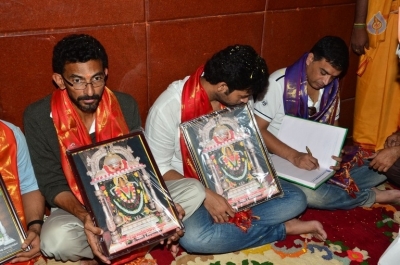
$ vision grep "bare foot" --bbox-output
[80,259,98,265]
[373,188,400,205]
[284,218,327,241]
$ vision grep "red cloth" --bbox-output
[180,65,214,180]
[0,121,37,265]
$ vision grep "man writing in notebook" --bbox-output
[145,44,326,254]
[254,36,400,210]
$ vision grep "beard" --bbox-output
[68,92,102,113]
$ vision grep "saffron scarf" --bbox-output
[283,53,340,125]
[51,87,129,204]
[0,121,25,226]
[0,121,37,265]
[180,65,214,180]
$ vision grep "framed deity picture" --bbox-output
[66,130,183,261]
[180,104,283,212]
[0,175,28,263]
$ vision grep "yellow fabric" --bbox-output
[354,0,400,150]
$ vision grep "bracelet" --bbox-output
[354,23,366,28]
[27,219,44,229]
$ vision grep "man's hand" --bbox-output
[330,155,342,171]
[288,151,319,170]
[351,27,369,55]
[11,227,41,263]
[159,203,185,251]
[82,214,110,264]
[369,148,400,172]
[203,189,235,223]
[385,132,400,148]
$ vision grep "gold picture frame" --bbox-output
[67,129,183,261]
[180,104,283,211]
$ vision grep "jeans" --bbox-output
[179,181,307,254]
[295,160,387,210]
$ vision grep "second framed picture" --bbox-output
[180,104,283,212]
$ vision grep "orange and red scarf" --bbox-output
[180,65,215,179]
[0,120,25,225]
[0,120,37,265]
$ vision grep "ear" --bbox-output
[306,53,314,66]
[52,73,66,90]
[104,68,109,76]
[216,82,228,93]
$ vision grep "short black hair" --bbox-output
[52,34,108,74]
[203,44,269,97]
[310,36,349,73]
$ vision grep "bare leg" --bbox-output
[284,218,327,241]
[373,188,400,205]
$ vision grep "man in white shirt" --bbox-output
[254,36,400,210]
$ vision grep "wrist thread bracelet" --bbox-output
[354,23,366,28]
[27,219,44,229]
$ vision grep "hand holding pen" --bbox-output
[306,146,320,169]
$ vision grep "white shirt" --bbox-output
[145,77,189,176]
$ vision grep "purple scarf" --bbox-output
[283,53,340,125]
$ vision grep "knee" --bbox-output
[40,221,63,251]
[281,181,307,204]
[40,220,88,261]
[179,229,201,253]
[186,179,206,198]
[180,178,206,220]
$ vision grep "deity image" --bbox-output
[0,221,16,246]
[217,144,249,187]
[202,123,262,198]
[73,141,179,255]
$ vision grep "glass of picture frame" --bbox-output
[0,175,29,263]
[180,104,283,212]
[66,129,183,261]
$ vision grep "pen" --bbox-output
[306,146,312,156]
[306,146,319,169]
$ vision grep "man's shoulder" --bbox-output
[113,90,135,100]
[269,68,286,83]
[0,120,20,136]
[152,76,188,107]
[24,94,52,118]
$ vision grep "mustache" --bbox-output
[77,94,101,101]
